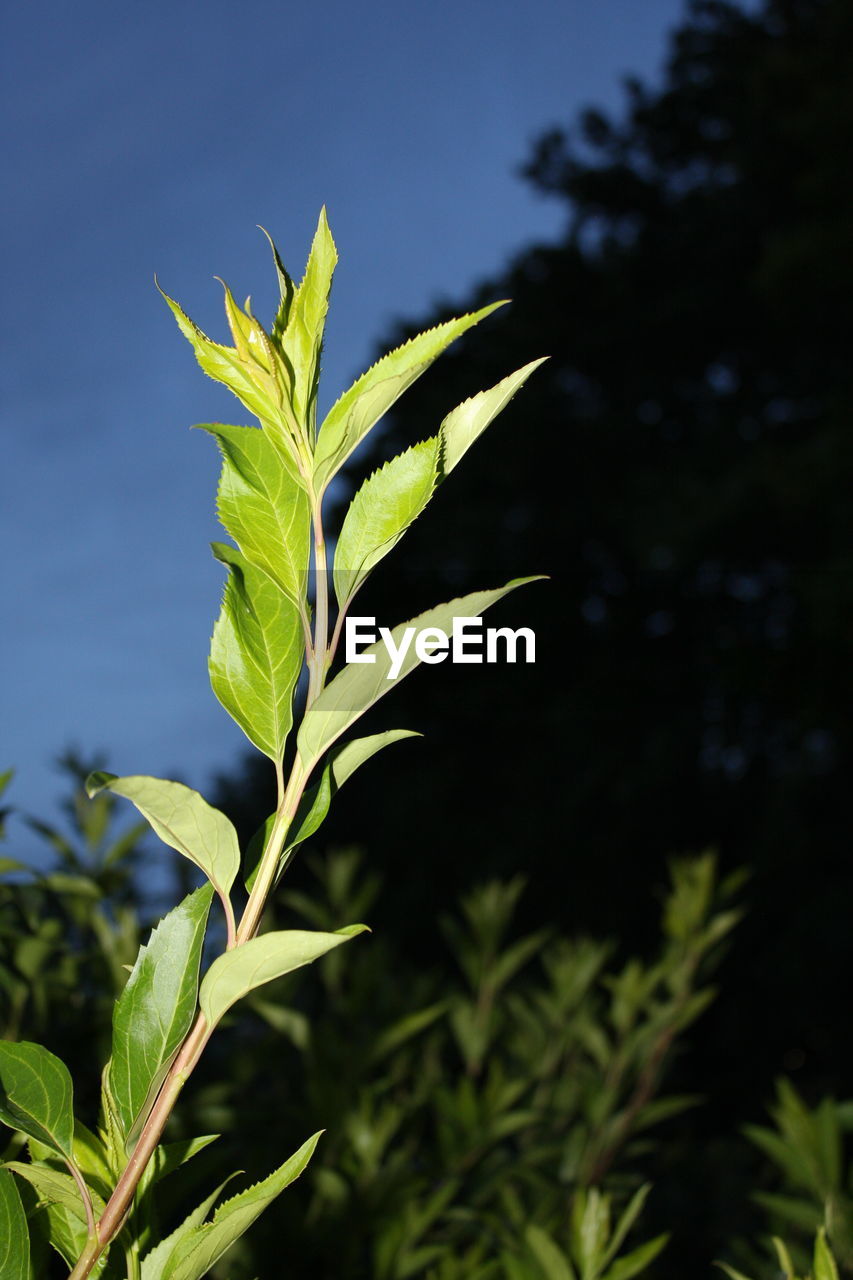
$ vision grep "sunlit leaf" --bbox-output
[439,359,546,475]
[202,423,310,602]
[109,885,213,1145]
[313,302,506,491]
[333,437,440,607]
[86,774,240,905]
[280,207,337,432]
[298,578,543,766]
[200,928,367,1028]
[210,542,304,760]
[140,1173,241,1280]
[245,729,419,892]
[163,1133,322,1280]
[258,226,296,343]
[159,286,282,429]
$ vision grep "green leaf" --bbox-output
[86,774,240,905]
[772,1238,796,1280]
[28,1121,113,1202]
[439,359,547,475]
[601,1184,653,1271]
[334,437,440,607]
[210,542,304,760]
[297,578,543,766]
[109,885,213,1145]
[524,1224,576,1280]
[0,1168,29,1280]
[161,1132,322,1280]
[283,729,418,858]
[200,927,367,1028]
[202,423,310,603]
[600,1234,669,1280]
[280,207,337,431]
[572,1188,610,1277]
[140,1173,241,1280]
[33,1201,88,1269]
[147,1134,220,1188]
[715,1264,755,1280]
[245,730,419,891]
[0,1042,74,1160]
[313,302,506,492]
[258,226,296,343]
[3,1162,105,1224]
[159,285,284,429]
[332,361,546,607]
[809,1228,835,1280]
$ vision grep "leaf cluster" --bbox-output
[1,212,545,1275]
[181,849,740,1278]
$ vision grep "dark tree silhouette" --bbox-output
[213,0,853,1263]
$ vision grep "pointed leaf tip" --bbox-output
[86,769,117,798]
[200,926,367,1027]
[86,774,240,900]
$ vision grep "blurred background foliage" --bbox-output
[2,768,851,1277]
[4,0,853,1274]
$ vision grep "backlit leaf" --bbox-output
[313,302,506,492]
[200,927,367,1028]
[814,1230,839,1280]
[202,424,310,603]
[163,1133,322,1280]
[439,359,547,475]
[280,208,337,432]
[258,226,296,343]
[210,542,304,760]
[109,885,213,1145]
[334,437,440,608]
[86,774,240,905]
[159,286,282,429]
[245,729,419,891]
[332,361,545,607]
[297,578,542,766]
[140,1174,240,1280]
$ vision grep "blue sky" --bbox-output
[2,0,691,850]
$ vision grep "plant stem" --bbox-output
[124,1240,141,1280]
[68,1014,213,1280]
[65,1159,96,1240]
[236,760,309,945]
[306,492,329,706]
[69,481,323,1278]
[68,751,314,1277]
